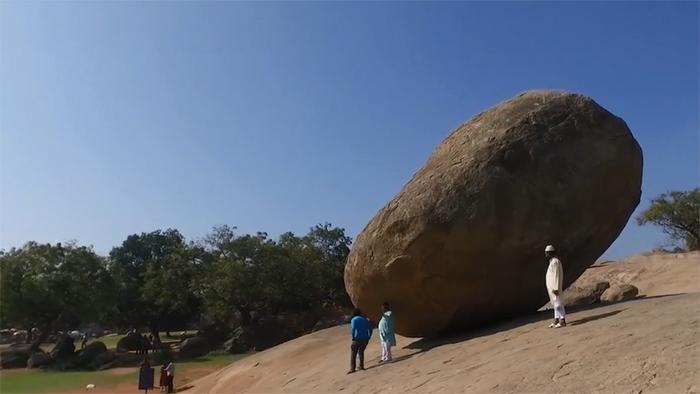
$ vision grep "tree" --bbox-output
[303,223,352,306]
[108,229,203,336]
[637,188,700,251]
[202,224,353,327]
[0,242,114,345]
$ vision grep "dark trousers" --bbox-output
[350,339,369,371]
[167,375,174,393]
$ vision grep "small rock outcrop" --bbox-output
[50,335,75,359]
[0,344,33,369]
[601,284,639,302]
[26,352,51,369]
[75,341,108,367]
[179,337,210,359]
[116,333,141,352]
[562,281,611,306]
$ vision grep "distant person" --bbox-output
[378,302,396,363]
[159,363,167,392]
[164,359,175,393]
[348,308,372,374]
[81,334,88,350]
[137,335,144,355]
[545,245,566,328]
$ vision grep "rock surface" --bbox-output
[75,341,108,367]
[179,337,211,359]
[561,281,610,306]
[116,333,141,351]
[601,284,639,302]
[26,352,51,369]
[224,319,297,354]
[50,335,75,359]
[345,90,643,337]
[0,343,33,369]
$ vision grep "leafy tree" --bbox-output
[0,242,114,345]
[302,223,352,306]
[637,188,700,251]
[203,224,352,326]
[108,229,203,336]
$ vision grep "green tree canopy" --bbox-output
[0,242,114,341]
[108,229,204,334]
[637,188,700,251]
[203,224,352,326]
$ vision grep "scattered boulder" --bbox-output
[562,282,610,306]
[601,284,639,303]
[0,344,33,369]
[345,90,644,337]
[116,333,141,352]
[89,350,115,370]
[75,341,107,367]
[197,321,232,345]
[179,337,211,359]
[50,335,75,359]
[26,352,52,369]
[106,352,147,368]
[224,319,296,354]
[312,315,351,332]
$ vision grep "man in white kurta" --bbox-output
[545,245,566,328]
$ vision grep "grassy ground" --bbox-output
[0,353,245,394]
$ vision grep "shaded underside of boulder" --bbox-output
[345,90,643,337]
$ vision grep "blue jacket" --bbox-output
[350,315,372,340]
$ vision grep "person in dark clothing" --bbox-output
[348,308,372,374]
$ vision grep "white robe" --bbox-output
[546,257,564,305]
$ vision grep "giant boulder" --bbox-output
[345,91,643,337]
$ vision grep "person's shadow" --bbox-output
[567,309,625,326]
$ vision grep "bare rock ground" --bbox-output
[185,252,700,393]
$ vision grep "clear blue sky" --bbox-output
[1,2,698,260]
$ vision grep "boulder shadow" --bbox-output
[403,292,687,354]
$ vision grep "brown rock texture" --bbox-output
[601,284,640,303]
[344,90,643,337]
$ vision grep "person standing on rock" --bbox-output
[348,308,372,374]
[378,302,396,363]
[545,245,566,328]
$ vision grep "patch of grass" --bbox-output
[0,369,133,394]
[0,353,248,394]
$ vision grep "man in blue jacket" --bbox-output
[348,308,372,374]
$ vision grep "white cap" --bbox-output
[545,245,555,252]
